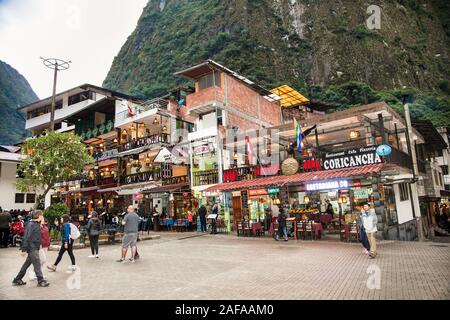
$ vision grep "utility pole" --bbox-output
[41,57,71,131]
[403,94,425,241]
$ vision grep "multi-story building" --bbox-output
[174,60,285,202]
[436,127,450,194]
[0,146,39,211]
[20,84,194,218]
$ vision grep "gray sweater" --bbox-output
[86,218,101,236]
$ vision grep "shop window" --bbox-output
[399,183,409,202]
[217,109,223,126]
[15,193,25,203]
[198,72,221,90]
[26,194,36,203]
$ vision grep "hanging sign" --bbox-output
[193,144,212,155]
[322,146,382,170]
[376,144,392,157]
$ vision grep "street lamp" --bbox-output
[40,57,71,131]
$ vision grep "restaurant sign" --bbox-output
[306,180,349,191]
[93,149,118,162]
[322,146,382,170]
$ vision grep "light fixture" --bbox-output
[127,162,132,167]
[247,200,252,205]
[99,143,104,148]
[122,129,127,134]
[349,130,360,139]
[89,200,94,204]
[113,138,118,143]
[273,198,281,205]
[107,199,111,204]
[153,117,159,125]
[105,168,109,171]
[169,193,174,201]
[304,195,310,204]
[162,125,167,133]
[145,157,151,163]
[100,172,104,176]
[234,152,238,159]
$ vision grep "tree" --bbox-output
[16,131,93,209]
[44,203,69,227]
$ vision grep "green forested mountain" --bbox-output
[104,0,450,126]
[0,60,38,145]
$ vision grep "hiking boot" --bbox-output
[12,279,26,286]
[37,280,50,287]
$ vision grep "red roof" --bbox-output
[204,164,384,192]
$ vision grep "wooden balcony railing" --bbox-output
[120,133,169,152]
[193,170,219,186]
[120,170,161,185]
[162,175,189,185]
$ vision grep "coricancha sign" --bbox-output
[322,146,382,170]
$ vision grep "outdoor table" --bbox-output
[251,222,263,236]
[294,221,323,240]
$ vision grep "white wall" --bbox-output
[0,161,36,211]
[394,183,415,225]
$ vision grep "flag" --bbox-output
[127,100,135,117]
[293,118,302,152]
[245,136,253,165]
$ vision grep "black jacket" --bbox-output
[21,220,41,253]
[277,213,287,227]
[198,206,207,218]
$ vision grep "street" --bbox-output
[0,232,449,300]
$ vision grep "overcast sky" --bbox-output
[0,0,148,99]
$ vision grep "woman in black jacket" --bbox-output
[86,212,101,258]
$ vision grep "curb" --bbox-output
[48,234,161,251]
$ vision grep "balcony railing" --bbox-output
[120,133,170,152]
[81,179,97,188]
[223,164,280,182]
[120,170,161,185]
[116,98,169,123]
[78,120,115,141]
[97,177,118,187]
[383,148,413,170]
[162,175,189,185]
[193,170,219,186]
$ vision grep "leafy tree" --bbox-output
[17,131,93,209]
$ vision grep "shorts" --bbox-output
[121,233,138,248]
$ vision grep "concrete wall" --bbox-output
[0,161,36,211]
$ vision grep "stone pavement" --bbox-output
[0,232,449,300]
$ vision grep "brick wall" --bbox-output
[186,86,224,110]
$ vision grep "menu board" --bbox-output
[241,190,249,212]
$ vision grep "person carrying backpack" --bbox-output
[86,211,101,258]
[47,214,78,272]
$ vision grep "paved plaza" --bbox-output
[0,232,449,300]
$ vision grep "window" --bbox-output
[399,183,409,202]
[217,109,223,126]
[15,193,25,203]
[68,91,95,106]
[26,194,36,204]
[439,173,444,187]
[198,72,221,90]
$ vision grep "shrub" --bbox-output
[44,203,69,227]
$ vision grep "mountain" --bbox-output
[103,0,450,126]
[0,60,38,145]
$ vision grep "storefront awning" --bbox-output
[204,164,384,192]
[143,183,190,194]
[60,186,99,195]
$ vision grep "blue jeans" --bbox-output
[276,226,288,240]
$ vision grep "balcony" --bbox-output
[193,170,219,186]
[119,133,170,152]
[120,170,161,185]
[223,164,280,182]
[115,98,169,126]
[383,148,413,170]
[81,179,97,188]
[162,175,189,185]
[78,120,115,142]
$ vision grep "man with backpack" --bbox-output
[12,210,50,287]
[47,214,79,272]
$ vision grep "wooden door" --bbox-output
[232,196,242,226]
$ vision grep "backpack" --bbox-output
[69,223,81,240]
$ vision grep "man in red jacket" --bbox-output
[28,218,51,281]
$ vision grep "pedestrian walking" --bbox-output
[210,203,219,235]
[357,214,370,255]
[361,203,378,259]
[198,204,207,232]
[28,218,50,281]
[275,210,288,241]
[117,205,140,263]
[0,209,12,248]
[12,210,49,287]
[86,211,101,258]
[47,214,78,272]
